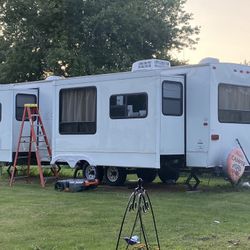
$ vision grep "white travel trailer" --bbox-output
[0,78,56,169]
[48,58,250,186]
[1,58,250,186]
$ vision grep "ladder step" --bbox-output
[17,156,29,159]
[37,134,46,137]
[10,105,52,188]
[13,175,29,179]
[37,146,49,150]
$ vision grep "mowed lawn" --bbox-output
[1,170,250,250]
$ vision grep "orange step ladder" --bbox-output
[9,104,54,187]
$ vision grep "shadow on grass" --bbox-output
[2,165,250,195]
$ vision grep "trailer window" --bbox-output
[162,81,183,116]
[219,84,250,123]
[59,87,97,134]
[110,93,147,119]
[16,94,37,121]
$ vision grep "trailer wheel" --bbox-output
[105,167,127,186]
[158,162,180,183]
[83,164,97,180]
[136,168,157,183]
[73,163,104,182]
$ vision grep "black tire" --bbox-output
[158,160,180,183]
[83,164,97,180]
[136,168,157,183]
[104,166,127,186]
[73,163,103,181]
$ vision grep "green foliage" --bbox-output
[0,0,199,83]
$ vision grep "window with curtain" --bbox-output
[162,81,183,116]
[59,87,97,134]
[219,83,250,123]
[110,93,147,119]
[16,94,37,121]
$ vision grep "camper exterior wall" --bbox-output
[11,80,55,161]
[207,63,250,168]
[162,63,250,169]
[2,60,250,173]
[161,65,211,167]
[0,88,14,162]
[52,72,162,168]
[185,66,211,167]
[0,81,54,162]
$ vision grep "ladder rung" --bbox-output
[17,156,29,159]
[10,105,51,188]
[13,176,29,179]
[33,124,43,127]
[37,150,49,153]
[37,146,49,150]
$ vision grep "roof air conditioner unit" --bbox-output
[132,59,171,72]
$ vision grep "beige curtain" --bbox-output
[61,87,96,123]
[219,84,250,111]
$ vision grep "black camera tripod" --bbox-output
[115,179,160,250]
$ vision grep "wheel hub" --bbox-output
[107,167,119,182]
[85,165,96,180]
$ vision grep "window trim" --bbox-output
[59,86,97,135]
[109,92,148,119]
[162,80,183,116]
[15,94,37,121]
[218,83,250,124]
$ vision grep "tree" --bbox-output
[0,0,199,83]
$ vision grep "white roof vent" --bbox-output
[199,57,220,64]
[132,59,171,72]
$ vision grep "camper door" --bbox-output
[160,75,185,155]
[0,89,14,162]
[13,89,38,153]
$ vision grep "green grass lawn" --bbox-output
[1,168,250,250]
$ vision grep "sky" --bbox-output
[176,0,250,64]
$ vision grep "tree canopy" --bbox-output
[0,0,199,83]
